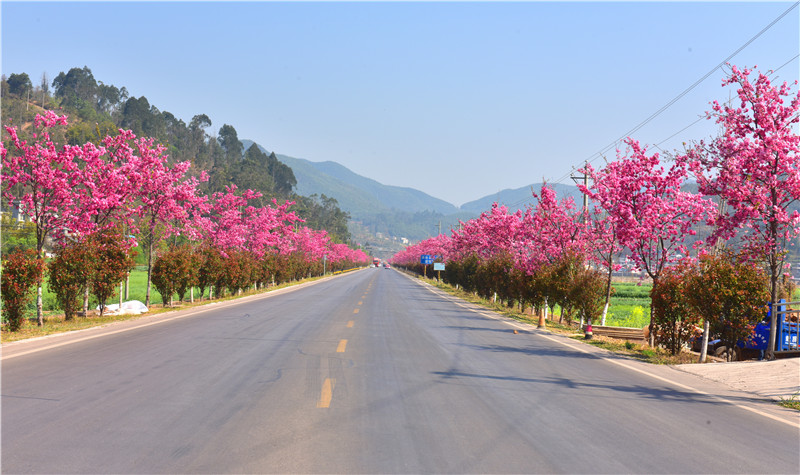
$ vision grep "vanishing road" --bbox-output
[3,268,799,473]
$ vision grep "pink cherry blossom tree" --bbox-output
[131,136,207,306]
[2,112,78,325]
[679,65,800,359]
[581,139,716,344]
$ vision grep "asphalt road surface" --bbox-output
[3,268,799,474]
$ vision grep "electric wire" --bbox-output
[503,49,800,212]
[541,1,799,190]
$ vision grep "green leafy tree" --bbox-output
[570,265,610,328]
[1,249,45,331]
[196,246,224,299]
[7,73,32,97]
[88,230,137,317]
[0,214,37,255]
[651,260,699,355]
[52,66,98,109]
[48,240,95,321]
[151,246,192,306]
[232,144,276,203]
[218,124,243,164]
[685,250,769,360]
[267,151,296,196]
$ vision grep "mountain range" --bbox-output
[242,140,581,242]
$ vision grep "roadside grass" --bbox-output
[778,392,800,411]
[1,271,339,344]
[569,335,698,364]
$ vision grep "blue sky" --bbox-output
[2,1,798,206]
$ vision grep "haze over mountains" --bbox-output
[243,140,582,242]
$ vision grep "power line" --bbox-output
[500,5,799,212]
[546,1,799,186]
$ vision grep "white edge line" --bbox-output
[403,272,800,429]
[2,270,361,360]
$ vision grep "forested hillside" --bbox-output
[1,66,351,244]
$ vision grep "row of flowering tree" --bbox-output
[1,111,369,329]
[391,65,799,360]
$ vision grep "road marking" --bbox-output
[336,339,348,352]
[400,271,800,429]
[346,321,354,328]
[358,301,363,306]
[2,270,364,361]
[353,308,359,314]
[317,378,335,408]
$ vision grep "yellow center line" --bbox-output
[358,301,363,306]
[353,308,359,314]
[317,378,335,408]
[347,321,354,328]
[337,339,348,352]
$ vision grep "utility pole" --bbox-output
[571,161,591,339]
[570,161,589,222]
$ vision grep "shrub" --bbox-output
[1,249,45,331]
[651,260,699,355]
[48,240,94,320]
[89,230,137,316]
[685,250,769,360]
[196,246,223,299]
[152,248,184,306]
[570,265,610,326]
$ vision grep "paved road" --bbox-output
[3,268,799,474]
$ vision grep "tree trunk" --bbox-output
[601,266,613,325]
[648,277,658,346]
[699,319,710,363]
[83,287,89,315]
[766,258,779,360]
[37,285,43,326]
[145,239,153,307]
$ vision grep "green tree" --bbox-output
[151,246,194,307]
[48,240,95,321]
[267,151,296,196]
[1,249,45,331]
[88,230,137,317]
[0,214,37,255]
[685,250,769,361]
[651,260,698,355]
[232,144,276,202]
[7,73,32,97]
[218,124,243,164]
[52,66,98,109]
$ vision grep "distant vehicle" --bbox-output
[384,263,391,269]
[373,258,381,267]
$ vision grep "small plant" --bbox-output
[778,392,800,411]
[625,341,635,350]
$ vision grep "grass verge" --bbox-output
[778,393,800,411]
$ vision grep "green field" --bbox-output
[603,282,652,328]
